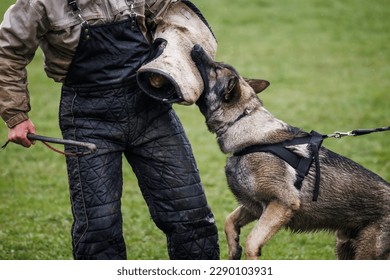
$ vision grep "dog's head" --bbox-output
[191,44,270,135]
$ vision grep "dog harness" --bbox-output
[234,130,324,201]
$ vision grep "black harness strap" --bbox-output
[234,130,324,201]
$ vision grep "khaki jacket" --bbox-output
[0,0,177,128]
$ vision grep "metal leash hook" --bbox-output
[1,133,97,157]
[326,131,355,139]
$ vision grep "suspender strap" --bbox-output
[67,0,88,27]
[234,130,324,201]
[67,0,79,12]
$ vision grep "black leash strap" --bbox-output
[325,126,390,139]
[352,126,390,136]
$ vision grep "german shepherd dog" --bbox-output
[190,44,390,260]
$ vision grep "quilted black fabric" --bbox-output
[58,17,219,260]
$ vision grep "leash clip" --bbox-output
[328,131,354,139]
[326,126,389,139]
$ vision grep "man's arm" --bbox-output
[0,1,46,147]
[0,2,41,126]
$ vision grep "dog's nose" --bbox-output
[191,44,208,65]
[191,44,203,56]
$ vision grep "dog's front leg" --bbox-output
[245,200,293,260]
[225,205,258,260]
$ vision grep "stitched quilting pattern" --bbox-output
[60,84,219,259]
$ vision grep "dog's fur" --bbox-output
[191,45,390,260]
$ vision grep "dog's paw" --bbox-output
[257,248,262,257]
[229,245,243,260]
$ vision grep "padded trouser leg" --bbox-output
[125,105,219,259]
[65,151,126,259]
[60,83,219,259]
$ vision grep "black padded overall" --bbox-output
[59,8,219,259]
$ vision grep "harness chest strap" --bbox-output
[234,130,324,201]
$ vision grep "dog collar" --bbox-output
[215,108,253,137]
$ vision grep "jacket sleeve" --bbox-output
[145,0,179,27]
[0,1,47,128]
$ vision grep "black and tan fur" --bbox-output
[191,45,390,260]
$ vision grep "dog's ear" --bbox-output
[245,79,270,94]
[223,76,240,103]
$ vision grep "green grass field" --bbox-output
[0,0,389,260]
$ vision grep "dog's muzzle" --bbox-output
[190,44,215,92]
[137,1,217,105]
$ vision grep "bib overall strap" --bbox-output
[67,0,88,26]
[67,0,79,12]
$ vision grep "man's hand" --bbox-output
[8,119,36,147]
